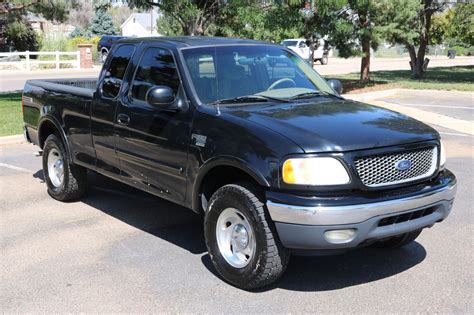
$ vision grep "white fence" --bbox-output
[0,51,81,70]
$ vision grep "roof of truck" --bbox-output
[117,36,270,48]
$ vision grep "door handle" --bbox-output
[117,113,130,126]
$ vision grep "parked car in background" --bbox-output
[281,38,330,65]
[22,37,456,290]
[97,35,126,63]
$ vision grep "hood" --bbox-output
[225,98,439,153]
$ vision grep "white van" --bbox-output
[281,38,330,65]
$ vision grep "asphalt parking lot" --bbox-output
[1,95,473,312]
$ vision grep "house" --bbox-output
[120,12,161,37]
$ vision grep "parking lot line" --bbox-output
[384,101,473,110]
[0,162,32,173]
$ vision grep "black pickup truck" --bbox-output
[23,37,456,289]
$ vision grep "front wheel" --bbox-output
[204,184,289,290]
[42,134,87,201]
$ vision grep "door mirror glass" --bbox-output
[327,79,343,95]
[146,86,177,108]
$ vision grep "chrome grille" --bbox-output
[354,147,438,187]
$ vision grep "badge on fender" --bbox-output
[191,134,207,147]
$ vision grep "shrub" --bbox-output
[5,21,40,53]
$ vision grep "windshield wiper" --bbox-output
[289,91,343,100]
[209,94,290,105]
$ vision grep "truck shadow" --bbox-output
[33,169,427,292]
[201,242,426,292]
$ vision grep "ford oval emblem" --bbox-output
[395,159,412,171]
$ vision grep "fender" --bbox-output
[191,156,271,212]
[38,115,72,161]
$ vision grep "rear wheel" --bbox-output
[375,229,422,248]
[204,183,289,290]
[42,134,87,201]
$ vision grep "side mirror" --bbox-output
[146,85,177,109]
[327,79,343,95]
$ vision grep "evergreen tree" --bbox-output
[88,2,117,36]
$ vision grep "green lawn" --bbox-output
[0,93,23,137]
[328,65,474,94]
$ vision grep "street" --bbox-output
[1,92,472,313]
[1,56,473,92]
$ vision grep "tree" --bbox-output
[448,1,474,47]
[5,20,39,52]
[126,0,222,36]
[429,7,453,46]
[156,13,185,36]
[88,1,117,36]
[377,0,446,79]
[302,0,382,82]
[67,0,95,30]
[216,1,303,43]
[1,0,73,23]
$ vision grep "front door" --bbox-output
[115,46,193,204]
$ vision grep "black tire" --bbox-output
[42,134,87,201]
[374,229,422,249]
[320,55,328,65]
[204,183,289,290]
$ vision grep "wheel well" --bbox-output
[198,165,262,213]
[39,120,59,149]
[101,48,108,54]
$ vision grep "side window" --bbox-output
[102,45,134,99]
[131,47,179,102]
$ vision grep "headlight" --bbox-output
[440,140,446,168]
[282,157,350,186]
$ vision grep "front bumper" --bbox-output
[266,170,457,250]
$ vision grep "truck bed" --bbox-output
[26,78,97,97]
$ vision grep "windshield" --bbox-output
[281,40,298,47]
[181,45,335,105]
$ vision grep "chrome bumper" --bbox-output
[267,178,457,226]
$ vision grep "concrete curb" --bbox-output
[0,135,25,146]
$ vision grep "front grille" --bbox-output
[378,207,436,227]
[354,147,437,187]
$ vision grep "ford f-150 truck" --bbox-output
[22,37,457,290]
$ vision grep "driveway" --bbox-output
[1,124,472,311]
